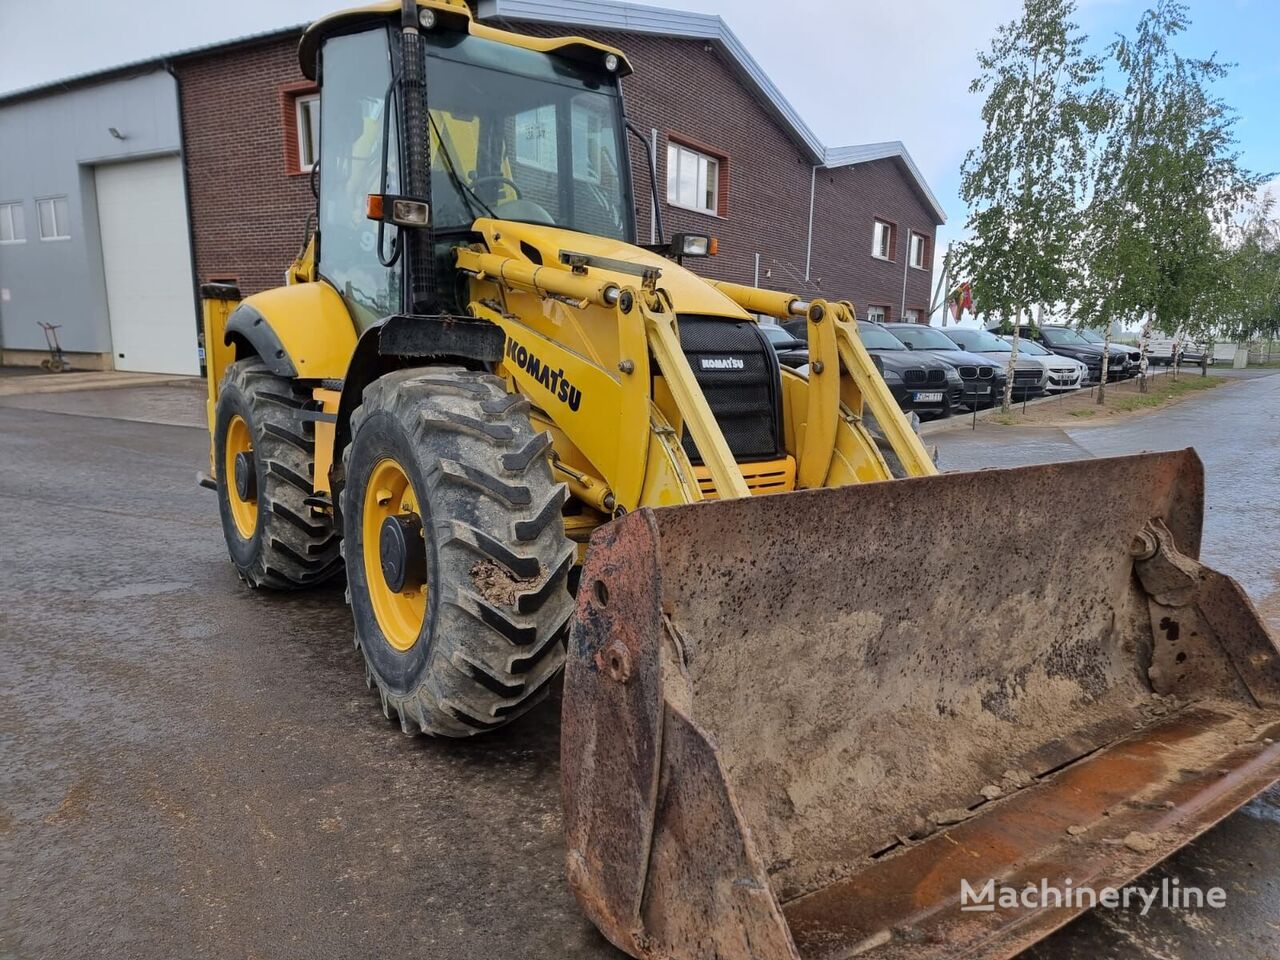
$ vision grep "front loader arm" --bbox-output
[457,246,754,507]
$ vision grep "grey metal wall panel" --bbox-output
[0,70,183,355]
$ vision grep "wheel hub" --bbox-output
[380,513,426,593]
[224,413,258,540]
[362,457,428,653]
[234,451,257,502]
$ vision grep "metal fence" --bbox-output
[1248,340,1280,364]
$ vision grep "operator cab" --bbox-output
[300,1,636,327]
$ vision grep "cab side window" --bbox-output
[318,28,401,330]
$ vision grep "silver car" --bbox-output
[939,327,1048,398]
[1005,337,1084,391]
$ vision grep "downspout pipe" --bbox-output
[165,60,207,375]
[900,228,910,319]
[804,164,817,282]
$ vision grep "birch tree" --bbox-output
[1215,195,1280,344]
[1076,0,1260,399]
[957,0,1104,411]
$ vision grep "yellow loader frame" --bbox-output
[202,225,936,545]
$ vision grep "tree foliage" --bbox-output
[956,0,1105,408]
[958,0,1103,321]
[1075,0,1261,359]
[1215,194,1280,341]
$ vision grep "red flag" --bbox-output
[948,282,974,322]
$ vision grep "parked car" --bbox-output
[883,322,1007,409]
[786,319,963,418]
[1076,328,1142,377]
[937,326,1048,399]
[1150,336,1214,367]
[759,323,809,369]
[1002,337,1084,392]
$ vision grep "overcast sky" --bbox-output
[3,0,1276,315]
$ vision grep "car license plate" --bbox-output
[975,384,991,393]
[913,391,944,403]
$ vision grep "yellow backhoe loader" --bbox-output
[200,3,1280,957]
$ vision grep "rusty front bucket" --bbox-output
[561,449,1280,960]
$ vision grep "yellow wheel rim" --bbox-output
[225,414,258,540]
[363,458,428,652]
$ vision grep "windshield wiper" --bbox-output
[427,111,498,223]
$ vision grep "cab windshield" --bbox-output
[1077,329,1105,344]
[426,33,633,240]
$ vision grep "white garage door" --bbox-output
[95,156,199,375]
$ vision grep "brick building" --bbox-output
[177,3,943,316]
[0,0,944,372]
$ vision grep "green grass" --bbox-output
[990,414,1020,426]
[1251,359,1280,368]
[1107,374,1223,412]
[1068,408,1097,418]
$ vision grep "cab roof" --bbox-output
[299,0,633,80]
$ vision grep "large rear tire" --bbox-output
[214,358,343,589]
[340,368,574,737]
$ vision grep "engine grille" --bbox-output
[978,367,994,380]
[678,317,784,465]
[957,365,979,380]
[1013,369,1041,384]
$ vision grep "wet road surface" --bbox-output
[2,372,1278,959]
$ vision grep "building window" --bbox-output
[909,232,928,269]
[867,305,889,323]
[667,140,720,215]
[0,201,25,243]
[296,94,320,170]
[872,219,895,260]
[36,196,71,241]
[904,308,922,323]
[514,104,558,172]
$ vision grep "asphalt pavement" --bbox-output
[1,370,1278,960]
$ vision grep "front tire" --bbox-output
[214,358,343,589]
[341,368,574,737]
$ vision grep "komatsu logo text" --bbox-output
[506,338,583,412]
[700,357,745,371]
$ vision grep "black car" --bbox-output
[1012,325,1110,383]
[1077,329,1141,378]
[883,322,1007,409]
[759,323,809,369]
[787,319,963,418]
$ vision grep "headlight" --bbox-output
[945,369,963,385]
[881,369,903,384]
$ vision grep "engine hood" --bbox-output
[913,348,1004,371]
[471,219,752,320]
[964,347,1051,373]
[869,348,955,375]
[1046,343,1107,362]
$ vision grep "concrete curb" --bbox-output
[917,368,1255,437]
[918,389,1083,436]
[0,370,203,398]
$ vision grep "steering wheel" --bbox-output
[471,175,522,201]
